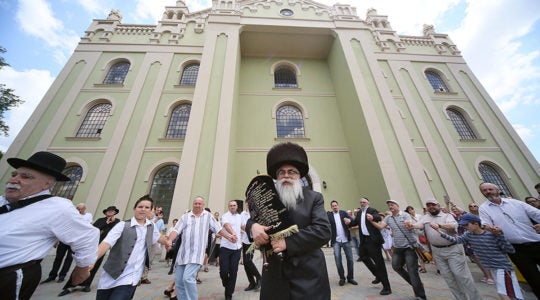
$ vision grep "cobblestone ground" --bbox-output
[33,247,535,300]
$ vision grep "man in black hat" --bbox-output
[0,151,99,300]
[247,142,331,300]
[58,205,121,296]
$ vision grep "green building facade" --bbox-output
[1,0,538,222]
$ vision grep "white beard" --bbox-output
[276,178,303,210]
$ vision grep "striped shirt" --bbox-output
[384,211,416,248]
[441,230,515,270]
[173,210,222,265]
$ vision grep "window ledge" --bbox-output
[65,137,101,141]
[173,84,195,88]
[273,87,301,91]
[94,83,124,88]
[458,138,486,142]
[158,138,185,142]
[275,137,310,141]
[434,91,458,95]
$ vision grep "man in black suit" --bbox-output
[347,197,391,295]
[328,200,358,286]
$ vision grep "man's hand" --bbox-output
[71,266,91,285]
[533,224,540,234]
[343,218,351,225]
[251,223,271,246]
[226,234,238,244]
[271,238,286,253]
[366,213,374,221]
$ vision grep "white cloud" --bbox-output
[0,67,55,152]
[131,0,172,22]
[15,0,80,64]
[75,0,106,15]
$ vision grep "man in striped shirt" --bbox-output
[375,200,426,300]
[167,196,237,300]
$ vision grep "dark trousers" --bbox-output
[219,247,242,297]
[0,261,41,300]
[509,242,540,298]
[242,243,261,285]
[359,236,391,290]
[96,284,137,300]
[48,242,73,280]
[392,247,426,299]
[62,254,105,290]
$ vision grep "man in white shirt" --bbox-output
[327,200,357,286]
[167,196,236,300]
[95,195,168,300]
[0,151,99,300]
[219,200,243,300]
[77,203,93,223]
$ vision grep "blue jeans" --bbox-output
[175,263,201,300]
[96,285,137,300]
[333,241,354,280]
[392,247,426,299]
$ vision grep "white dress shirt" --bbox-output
[221,211,242,250]
[81,212,93,223]
[333,211,348,243]
[97,217,161,289]
[0,191,99,268]
[240,211,251,245]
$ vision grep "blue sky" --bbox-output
[0,0,539,165]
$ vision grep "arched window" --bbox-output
[274,66,297,88]
[103,61,130,84]
[166,104,191,139]
[51,165,83,200]
[447,108,477,139]
[478,163,513,198]
[276,105,305,138]
[149,165,178,223]
[180,63,199,86]
[76,103,112,137]
[425,70,449,92]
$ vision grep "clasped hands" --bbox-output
[252,223,286,253]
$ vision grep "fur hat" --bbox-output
[266,142,309,179]
[7,151,70,181]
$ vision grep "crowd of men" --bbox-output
[0,148,538,300]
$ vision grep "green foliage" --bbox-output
[0,46,24,136]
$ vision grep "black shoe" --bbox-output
[371,279,381,284]
[58,289,71,297]
[40,277,55,284]
[244,283,256,291]
[170,297,178,300]
[348,279,358,285]
[255,278,261,289]
[57,278,64,283]
[356,258,362,262]
[380,289,392,295]
[82,286,91,292]
[168,270,173,275]
[164,289,172,297]
[339,279,345,286]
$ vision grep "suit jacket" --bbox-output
[350,207,384,245]
[327,210,352,245]
[247,188,331,300]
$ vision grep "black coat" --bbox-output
[247,188,331,300]
[349,207,384,245]
[327,210,352,246]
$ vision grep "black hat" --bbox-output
[266,142,309,179]
[103,205,119,215]
[7,151,70,181]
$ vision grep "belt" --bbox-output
[431,243,456,248]
[0,259,42,274]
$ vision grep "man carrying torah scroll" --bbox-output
[245,142,331,300]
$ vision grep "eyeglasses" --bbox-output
[277,169,300,176]
[11,171,36,180]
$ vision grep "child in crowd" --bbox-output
[437,214,523,300]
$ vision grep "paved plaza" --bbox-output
[33,247,535,300]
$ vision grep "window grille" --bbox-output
[180,64,199,86]
[166,104,191,139]
[447,108,477,139]
[103,61,130,84]
[149,165,179,223]
[76,103,112,137]
[276,105,305,138]
[51,166,83,200]
[274,66,297,88]
[478,163,513,198]
[425,71,449,92]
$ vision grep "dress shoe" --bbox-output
[255,279,261,289]
[356,258,362,262]
[380,289,392,295]
[371,279,381,284]
[338,279,345,286]
[168,270,173,275]
[140,279,151,284]
[57,278,64,283]
[244,283,256,291]
[82,286,91,292]
[58,289,71,297]
[347,279,358,285]
[40,277,55,284]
